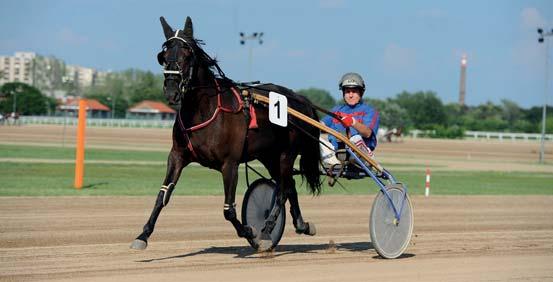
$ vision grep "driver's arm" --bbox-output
[352,122,372,138]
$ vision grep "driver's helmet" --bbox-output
[339,72,365,92]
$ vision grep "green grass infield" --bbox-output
[0,161,551,196]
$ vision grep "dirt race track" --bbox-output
[1,195,553,281]
[1,125,553,281]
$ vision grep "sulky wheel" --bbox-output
[369,183,413,259]
[241,178,286,251]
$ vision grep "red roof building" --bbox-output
[126,100,176,120]
[58,98,111,118]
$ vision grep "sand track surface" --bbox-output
[1,195,552,281]
[1,125,552,281]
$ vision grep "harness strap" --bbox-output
[176,79,245,159]
[187,79,243,131]
[248,104,258,129]
[176,110,199,159]
[239,89,259,129]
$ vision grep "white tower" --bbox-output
[459,54,467,106]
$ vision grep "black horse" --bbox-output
[131,17,321,252]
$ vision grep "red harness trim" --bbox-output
[177,79,244,159]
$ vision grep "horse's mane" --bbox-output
[191,38,233,83]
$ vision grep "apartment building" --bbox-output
[1,52,108,98]
[0,52,35,85]
[65,64,97,88]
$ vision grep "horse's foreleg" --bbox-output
[221,161,255,239]
[130,150,189,250]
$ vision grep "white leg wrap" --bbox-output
[223,203,237,210]
[160,183,175,206]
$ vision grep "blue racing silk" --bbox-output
[321,101,380,150]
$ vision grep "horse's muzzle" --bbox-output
[163,78,182,105]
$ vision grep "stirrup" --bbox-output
[335,149,348,162]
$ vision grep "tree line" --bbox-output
[1,70,551,136]
[298,88,553,137]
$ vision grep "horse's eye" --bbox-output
[157,51,166,65]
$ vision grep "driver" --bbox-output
[320,72,380,166]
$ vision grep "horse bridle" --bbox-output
[158,30,196,95]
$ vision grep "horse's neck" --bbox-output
[180,67,218,119]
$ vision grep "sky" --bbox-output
[1,0,552,108]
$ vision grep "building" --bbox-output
[0,52,35,85]
[65,65,97,88]
[1,51,107,98]
[58,98,111,118]
[126,100,176,120]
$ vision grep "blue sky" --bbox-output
[1,0,552,107]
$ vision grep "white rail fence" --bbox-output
[18,116,173,128]
[9,116,553,142]
[409,129,553,142]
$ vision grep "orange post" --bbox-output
[74,98,87,189]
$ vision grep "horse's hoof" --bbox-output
[306,222,316,236]
[130,239,148,250]
[244,225,258,240]
[257,239,273,252]
[296,222,317,236]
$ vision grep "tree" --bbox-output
[0,82,52,115]
[296,88,336,110]
[500,99,522,129]
[364,97,410,129]
[547,116,553,134]
[444,103,464,127]
[380,102,410,129]
[393,91,446,129]
[82,69,163,117]
[462,101,507,131]
[363,97,386,113]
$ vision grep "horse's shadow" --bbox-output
[137,241,414,262]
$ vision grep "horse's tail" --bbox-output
[297,97,322,195]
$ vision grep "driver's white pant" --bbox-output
[320,135,374,166]
[320,137,341,165]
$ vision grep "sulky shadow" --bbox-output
[136,241,405,263]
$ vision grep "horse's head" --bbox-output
[157,16,196,105]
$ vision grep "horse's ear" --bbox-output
[184,16,193,38]
[160,16,173,39]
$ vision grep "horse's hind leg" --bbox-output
[287,185,316,236]
[130,149,189,250]
[221,161,255,239]
[259,155,315,241]
[257,152,313,251]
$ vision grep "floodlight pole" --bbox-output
[538,28,552,164]
[239,32,264,81]
[12,90,16,114]
[111,94,116,119]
